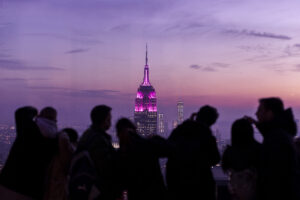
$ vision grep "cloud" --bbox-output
[67,89,120,98]
[3,0,38,2]
[164,21,208,34]
[0,53,11,58]
[165,22,204,31]
[211,62,230,68]
[0,78,26,81]
[164,24,181,32]
[65,48,89,54]
[51,0,176,19]
[24,33,103,45]
[28,86,124,99]
[237,45,272,56]
[225,29,292,40]
[261,63,300,73]
[294,44,300,48]
[28,86,69,90]
[243,44,300,64]
[292,64,300,72]
[189,62,230,72]
[185,22,205,30]
[0,59,64,71]
[0,78,48,82]
[190,64,202,69]
[203,67,216,72]
[0,23,12,28]
[110,24,131,32]
[279,45,300,58]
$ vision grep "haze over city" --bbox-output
[1,0,300,138]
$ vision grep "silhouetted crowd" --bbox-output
[0,97,300,200]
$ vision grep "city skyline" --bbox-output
[1,0,300,138]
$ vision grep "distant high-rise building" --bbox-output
[158,113,165,135]
[177,101,184,124]
[172,120,178,129]
[164,121,169,136]
[134,45,157,137]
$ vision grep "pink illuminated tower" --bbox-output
[134,45,157,136]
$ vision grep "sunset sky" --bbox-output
[1,0,300,136]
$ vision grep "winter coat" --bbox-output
[166,120,220,200]
[256,109,299,200]
[43,131,75,200]
[118,132,169,200]
[0,107,57,200]
[222,142,261,200]
[222,142,261,172]
[77,126,121,200]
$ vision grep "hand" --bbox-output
[243,116,257,125]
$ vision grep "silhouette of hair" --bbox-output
[15,107,38,129]
[15,106,38,122]
[62,128,78,143]
[259,98,297,136]
[90,105,111,125]
[282,108,297,136]
[40,107,57,121]
[15,106,38,138]
[231,118,254,147]
[259,97,284,116]
[116,118,136,134]
[196,105,218,126]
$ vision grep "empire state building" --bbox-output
[134,45,157,136]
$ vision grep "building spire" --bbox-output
[146,43,148,65]
[142,43,150,86]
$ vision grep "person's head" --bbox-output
[196,105,219,127]
[91,105,112,131]
[116,118,136,138]
[62,128,79,144]
[116,118,136,148]
[39,107,57,122]
[15,106,38,134]
[231,118,254,147]
[256,97,284,123]
[15,106,38,123]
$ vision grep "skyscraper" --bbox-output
[134,45,157,137]
[158,113,165,135]
[177,101,184,124]
[172,120,178,129]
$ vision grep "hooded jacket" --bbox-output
[166,120,220,200]
[256,108,299,200]
[0,107,57,199]
[117,132,168,200]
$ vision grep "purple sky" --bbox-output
[1,0,300,137]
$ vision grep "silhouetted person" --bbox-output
[0,106,57,200]
[222,118,261,171]
[44,128,78,200]
[166,105,220,200]
[116,118,169,200]
[247,97,298,200]
[76,105,120,200]
[222,118,261,200]
[294,137,300,168]
[63,128,79,146]
[36,107,58,138]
